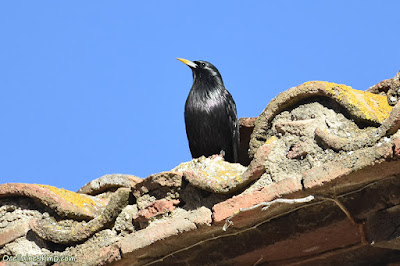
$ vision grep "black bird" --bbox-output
[177,58,239,163]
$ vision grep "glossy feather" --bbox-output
[181,60,239,163]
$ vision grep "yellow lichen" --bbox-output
[203,168,243,185]
[265,136,278,145]
[38,184,98,208]
[304,81,392,124]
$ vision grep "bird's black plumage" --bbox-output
[178,58,240,163]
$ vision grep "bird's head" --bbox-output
[177,58,224,86]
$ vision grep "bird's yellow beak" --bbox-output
[177,58,197,68]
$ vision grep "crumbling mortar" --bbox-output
[29,188,130,245]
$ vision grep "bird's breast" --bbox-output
[185,88,225,115]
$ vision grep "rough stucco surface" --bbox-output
[1,70,400,265]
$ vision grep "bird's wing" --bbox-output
[223,89,240,163]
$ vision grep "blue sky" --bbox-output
[1,1,399,191]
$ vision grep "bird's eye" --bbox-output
[201,63,206,67]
